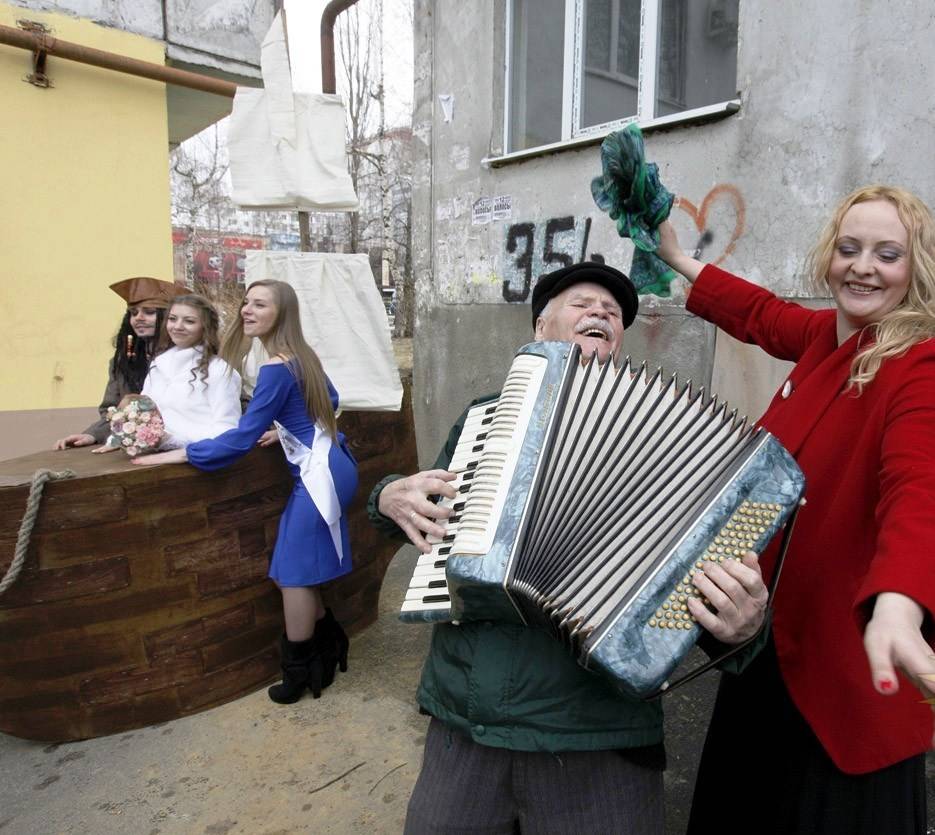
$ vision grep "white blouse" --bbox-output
[142,346,242,448]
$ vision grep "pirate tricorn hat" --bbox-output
[109,277,179,309]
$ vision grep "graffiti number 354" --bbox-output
[502,217,592,302]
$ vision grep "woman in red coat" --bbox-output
[657,185,935,834]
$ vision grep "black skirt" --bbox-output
[686,639,927,835]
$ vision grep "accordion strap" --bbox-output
[644,500,804,700]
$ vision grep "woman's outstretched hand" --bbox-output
[131,448,188,466]
[657,220,705,284]
[864,592,935,741]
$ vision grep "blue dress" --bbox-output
[187,363,358,586]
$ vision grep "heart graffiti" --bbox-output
[674,184,746,267]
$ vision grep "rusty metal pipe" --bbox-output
[320,0,359,94]
[0,22,237,97]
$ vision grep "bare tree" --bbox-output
[170,125,230,286]
[337,0,382,254]
[334,0,415,335]
[355,128,413,336]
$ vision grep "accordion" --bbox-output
[401,341,806,698]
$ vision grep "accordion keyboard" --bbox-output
[400,400,498,619]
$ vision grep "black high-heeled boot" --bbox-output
[267,635,324,703]
[324,608,349,672]
[315,609,349,689]
[313,628,339,690]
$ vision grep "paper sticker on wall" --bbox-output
[492,195,512,222]
[439,94,454,123]
[472,197,493,225]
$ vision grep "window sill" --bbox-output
[483,99,741,169]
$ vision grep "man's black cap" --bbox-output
[531,261,639,328]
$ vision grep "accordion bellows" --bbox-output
[402,342,806,698]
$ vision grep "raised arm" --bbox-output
[656,220,829,362]
[656,219,706,283]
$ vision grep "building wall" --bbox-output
[0,2,173,458]
[412,0,935,463]
[411,1,935,828]
[4,0,272,74]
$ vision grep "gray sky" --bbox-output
[283,0,413,128]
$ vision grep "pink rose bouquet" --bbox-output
[106,395,166,456]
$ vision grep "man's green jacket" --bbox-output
[368,394,666,752]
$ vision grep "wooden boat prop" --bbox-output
[0,383,418,742]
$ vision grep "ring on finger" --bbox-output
[409,510,417,522]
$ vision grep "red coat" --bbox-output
[688,264,935,774]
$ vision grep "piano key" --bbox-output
[405,585,448,602]
[416,552,448,567]
[412,564,447,579]
[408,576,449,590]
[401,598,451,612]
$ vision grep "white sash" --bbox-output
[274,420,344,564]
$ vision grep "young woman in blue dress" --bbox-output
[134,280,358,704]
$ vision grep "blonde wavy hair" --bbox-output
[806,185,935,393]
[221,280,337,438]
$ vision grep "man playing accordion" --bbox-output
[368,262,770,834]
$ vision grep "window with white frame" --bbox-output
[506,0,740,153]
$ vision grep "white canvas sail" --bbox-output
[245,251,403,412]
[228,12,359,211]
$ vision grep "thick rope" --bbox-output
[0,468,75,597]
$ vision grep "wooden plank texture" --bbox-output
[0,379,418,741]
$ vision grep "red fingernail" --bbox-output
[879,678,894,692]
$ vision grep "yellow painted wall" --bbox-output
[0,2,173,412]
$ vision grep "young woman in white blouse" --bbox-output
[144,294,243,448]
[95,294,242,451]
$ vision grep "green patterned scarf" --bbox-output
[590,123,677,296]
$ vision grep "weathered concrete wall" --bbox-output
[8,0,273,74]
[412,0,935,462]
[6,1,164,38]
[164,0,273,75]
